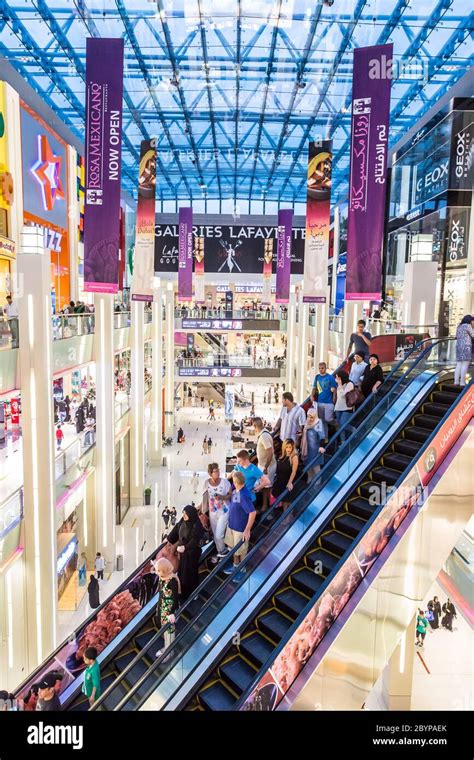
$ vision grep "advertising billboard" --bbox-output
[132,138,157,300]
[303,141,332,303]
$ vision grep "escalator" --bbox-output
[86,340,455,712]
[182,382,462,710]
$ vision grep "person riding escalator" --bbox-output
[165,505,204,600]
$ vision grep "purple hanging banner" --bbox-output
[346,44,392,301]
[83,38,124,293]
[275,209,293,303]
[178,207,193,301]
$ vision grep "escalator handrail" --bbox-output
[105,337,454,711]
[233,375,473,711]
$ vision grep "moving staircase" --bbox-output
[183,382,461,711]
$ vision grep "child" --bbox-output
[82,647,101,707]
[56,425,64,450]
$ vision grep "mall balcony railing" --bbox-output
[174,306,288,321]
[176,355,286,369]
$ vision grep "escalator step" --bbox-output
[69,699,90,711]
[358,481,376,499]
[274,587,310,618]
[382,453,412,472]
[422,402,450,417]
[393,439,422,457]
[371,467,399,486]
[291,567,325,596]
[413,413,442,430]
[182,594,207,619]
[432,391,457,404]
[334,513,367,537]
[114,651,139,672]
[240,632,275,668]
[219,656,258,694]
[200,573,225,598]
[257,609,293,643]
[121,658,152,686]
[198,681,237,711]
[135,628,158,651]
[404,426,431,443]
[320,530,353,557]
[438,384,461,395]
[347,497,377,521]
[97,680,132,711]
[306,548,338,577]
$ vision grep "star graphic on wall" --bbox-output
[31,134,65,211]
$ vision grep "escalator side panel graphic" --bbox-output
[241,385,473,711]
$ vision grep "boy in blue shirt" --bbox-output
[312,362,337,439]
[232,449,263,503]
[224,471,256,575]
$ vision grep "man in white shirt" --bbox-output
[349,352,368,387]
[201,463,232,562]
[4,296,19,347]
[274,392,306,447]
[94,552,106,580]
[254,417,276,511]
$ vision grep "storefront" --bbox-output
[386,97,473,334]
[115,431,130,525]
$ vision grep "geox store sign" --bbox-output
[447,211,468,264]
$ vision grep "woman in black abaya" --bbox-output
[427,596,442,630]
[166,505,204,600]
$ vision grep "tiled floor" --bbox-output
[56,383,283,644]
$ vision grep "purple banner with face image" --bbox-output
[178,207,193,301]
[83,38,124,293]
[346,44,392,301]
[276,209,293,304]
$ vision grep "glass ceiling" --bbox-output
[0,0,472,210]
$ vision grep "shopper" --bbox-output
[223,471,256,574]
[78,552,88,586]
[202,435,208,455]
[346,319,372,362]
[334,370,355,442]
[272,439,300,510]
[454,315,474,386]
[36,673,61,711]
[154,557,180,657]
[233,449,263,504]
[169,506,177,526]
[191,472,200,495]
[207,436,213,454]
[0,690,15,711]
[208,404,215,421]
[166,505,204,600]
[200,395,205,408]
[94,552,105,580]
[55,425,64,450]
[177,426,184,444]
[441,599,457,631]
[87,575,100,609]
[4,295,19,348]
[274,392,306,447]
[361,354,384,398]
[312,363,337,440]
[300,409,326,480]
[202,463,232,562]
[349,352,368,388]
[427,596,442,630]
[415,609,429,647]
[254,417,276,510]
[162,506,171,528]
[82,647,101,708]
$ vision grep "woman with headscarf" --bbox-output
[427,596,442,630]
[87,574,100,610]
[153,558,181,657]
[454,315,474,386]
[166,505,204,600]
[300,409,326,481]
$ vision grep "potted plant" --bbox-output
[144,487,152,506]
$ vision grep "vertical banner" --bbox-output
[178,207,193,301]
[132,138,157,300]
[346,44,392,300]
[225,290,233,317]
[303,141,332,303]
[194,236,205,303]
[262,239,273,305]
[276,209,293,303]
[83,38,124,293]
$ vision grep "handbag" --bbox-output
[155,542,180,572]
[346,387,364,408]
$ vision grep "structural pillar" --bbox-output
[296,289,309,402]
[285,290,297,395]
[314,286,330,369]
[149,286,163,465]
[94,294,116,565]
[130,300,145,505]
[164,284,174,436]
[342,301,362,364]
[381,616,416,710]
[17,226,57,668]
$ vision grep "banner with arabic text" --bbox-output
[303,141,332,303]
[178,207,193,301]
[194,236,205,303]
[276,209,293,303]
[132,138,157,300]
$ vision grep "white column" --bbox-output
[314,286,330,368]
[164,285,175,436]
[296,290,309,402]
[17,226,56,668]
[149,287,163,465]
[342,301,361,364]
[66,145,79,303]
[285,291,297,395]
[130,300,145,505]
[94,294,116,565]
